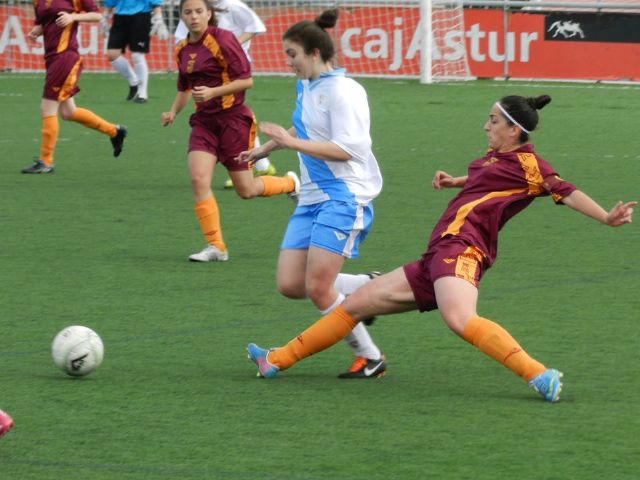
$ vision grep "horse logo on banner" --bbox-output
[547,21,585,39]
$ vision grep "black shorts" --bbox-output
[107,12,152,53]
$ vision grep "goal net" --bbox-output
[0,0,472,81]
[248,0,472,81]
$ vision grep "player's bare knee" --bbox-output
[277,281,304,299]
[440,311,474,335]
[59,109,74,121]
[305,286,333,309]
[234,187,257,200]
[190,175,209,194]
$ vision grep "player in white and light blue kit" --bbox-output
[238,9,386,378]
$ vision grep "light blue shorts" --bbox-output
[281,200,374,259]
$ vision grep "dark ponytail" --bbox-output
[315,9,338,29]
[527,95,552,111]
[499,94,552,143]
[283,9,338,62]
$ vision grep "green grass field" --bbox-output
[1,73,639,480]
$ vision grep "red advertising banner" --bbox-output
[251,7,640,81]
[463,9,640,81]
[0,5,173,72]
[2,5,639,81]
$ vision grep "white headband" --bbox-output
[495,102,530,134]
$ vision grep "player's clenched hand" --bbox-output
[432,170,456,189]
[235,147,264,164]
[192,86,214,103]
[28,25,43,42]
[161,111,175,127]
[55,12,75,28]
[605,200,637,227]
[259,122,294,149]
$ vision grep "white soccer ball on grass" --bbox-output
[51,326,104,377]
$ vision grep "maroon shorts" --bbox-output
[43,51,82,102]
[403,239,488,312]
[187,105,257,172]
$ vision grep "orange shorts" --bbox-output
[403,239,487,312]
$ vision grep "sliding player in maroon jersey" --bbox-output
[248,94,636,402]
[22,0,126,174]
[161,0,298,262]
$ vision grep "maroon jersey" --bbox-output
[428,144,577,265]
[174,26,251,115]
[34,0,98,59]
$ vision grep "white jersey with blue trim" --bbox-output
[292,69,382,206]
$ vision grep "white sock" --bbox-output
[253,137,272,172]
[319,288,382,361]
[110,56,138,86]
[334,273,372,295]
[320,292,345,316]
[344,322,382,360]
[131,52,149,99]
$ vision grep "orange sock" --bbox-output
[269,305,357,370]
[259,175,294,197]
[40,115,59,165]
[462,316,545,382]
[70,108,117,137]
[194,196,225,251]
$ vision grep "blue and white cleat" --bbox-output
[528,368,563,402]
[247,343,279,379]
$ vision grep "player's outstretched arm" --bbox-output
[561,190,636,227]
[236,126,295,163]
[259,122,349,162]
[432,170,467,190]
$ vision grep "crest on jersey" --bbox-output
[187,53,197,73]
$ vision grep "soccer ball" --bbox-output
[51,326,104,377]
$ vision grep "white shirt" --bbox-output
[293,69,382,206]
[174,0,265,61]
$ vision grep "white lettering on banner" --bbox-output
[467,23,485,61]
[444,30,467,61]
[341,29,362,58]
[77,25,99,55]
[0,17,101,55]
[0,16,30,54]
[363,28,388,59]
[340,17,538,70]
[391,17,403,69]
[468,26,537,62]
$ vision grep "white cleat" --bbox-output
[188,245,229,262]
[286,171,300,203]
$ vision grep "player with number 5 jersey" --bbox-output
[162,0,298,262]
